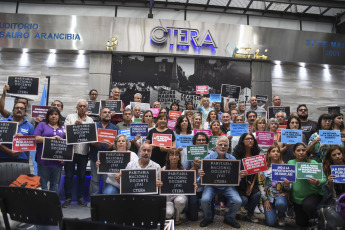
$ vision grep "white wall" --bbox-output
[0,3,334,33]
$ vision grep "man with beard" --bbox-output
[246,111,257,133]
[297,104,317,142]
[220,113,231,134]
[0,102,34,162]
[89,107,118,195]
[246,97,266,113]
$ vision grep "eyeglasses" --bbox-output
[217,144,228,147]
[14,107,25,110]
[322,119,332,123]
[78,105,87,108]
[169,153,180,157]
[196,139,207,142]
[298,109,307,112]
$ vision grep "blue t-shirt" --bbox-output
[0,116,34,161]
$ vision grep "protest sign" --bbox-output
[201,159,240,186]
[118,128,134,141]
[130,102,150,112]
[268,106,290,120]
[242,155,267,174]
[31,105,51,119]
[331,165,345,183]
[42,138,74,161]
[272,164,296,182]
[210,94,221,103]
[100,100,122,114]
[97,129,117,144]
[231,123,248,136]
[160,170,195,195]
[12,135,36,151]
[150,108,160,117]
[193,129,211,136]
[256,95,268,107]
[176,135,193,149]
[208,136,218,149]
[7,76,39,95]
[221,84,241,98]
[296,162,323,180]
[187,145,208,160]
[169,111,182,120]
[120,169,158,194]
[256,132,274,145]
[87,101,100,115]
[167,120,177,131]
[196,85,209,94]
[0,121,18,144]
[66,123,97,144]
[319,130,341,145]
[152,134,172,147]
[98,151,131,174]
[130,123,148,136]
[281,129,302,144]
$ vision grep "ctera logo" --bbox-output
[150,26,217,49]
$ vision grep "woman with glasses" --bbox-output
[307,114,333,163]
[233,133,261,223]
[34,107,65,192]
[279,115,307,163]
[163,148,189,225]
[197,93,213,124]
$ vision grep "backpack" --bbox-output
[9,174,41,188]
[318,205,345,230]
[337,193,345,220]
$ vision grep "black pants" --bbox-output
[293,194,322,227]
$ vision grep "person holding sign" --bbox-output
[34,107,65,193]
[233,133,261,223]
[141,110,155,129]
[98,134,139,194]
[174,115,192,136]
[0,102,34,162]
[184,132,209,221]
[279,115,306,163]
[197,94,213,124]
[89,107,118,195]
[228,115,245,153]
[63,99,94,208]
[107,87,125,125]
[191,113,203,130]
[288,143,326,228]
[203,111,218,130]
[198,136,244,228]
[170,102,179,111]
[210,120,226,137]
[153,101,161,109]
[163,148,189,225]
[146,114,176,167]
[257,145,290,227]
[268,118,280,144]
[332,112,345,142]
[307,114,333,163]
[87,89,99,122]
[246,97,266,113]
[252,118,270,155]
[125,93,142,109]
[322,146,345,205]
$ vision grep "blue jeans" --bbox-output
[103,183,120,194]
[264,196,288,227]
[37,162,61,193]
[201,186,242,222]
[240,191,261,216]
[64,153,88,200]
[90,159,106,195]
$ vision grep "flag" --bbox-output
[40,84,47,106]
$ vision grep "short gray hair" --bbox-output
[76,99,88,107]
[134,93,142,98]
[215,136,229,147]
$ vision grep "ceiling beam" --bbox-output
[320,7,331,15]
[302,5,312,14]
[243,0,254,14]
[254,0,345,9]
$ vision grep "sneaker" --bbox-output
[220,202,226,210]
[247,214,259,223]
[78,198,87,207]
[62,199,71,208]
[199,218,213,227]
[223,218,241,228]
[278,217,285,227]
[240,206,247,215]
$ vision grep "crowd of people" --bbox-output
[0,85,344,229]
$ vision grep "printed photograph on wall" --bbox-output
[111,55,252,110]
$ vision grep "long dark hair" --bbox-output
[174,115,192,134]
[323,146,345,177]
[316,114,332,133]
[293,142,309,163]
[233,133,261,160]
[332,113,345,132]
[45,107,62,127]
[165,148,184,170]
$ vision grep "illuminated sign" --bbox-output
[150,26,217,50]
